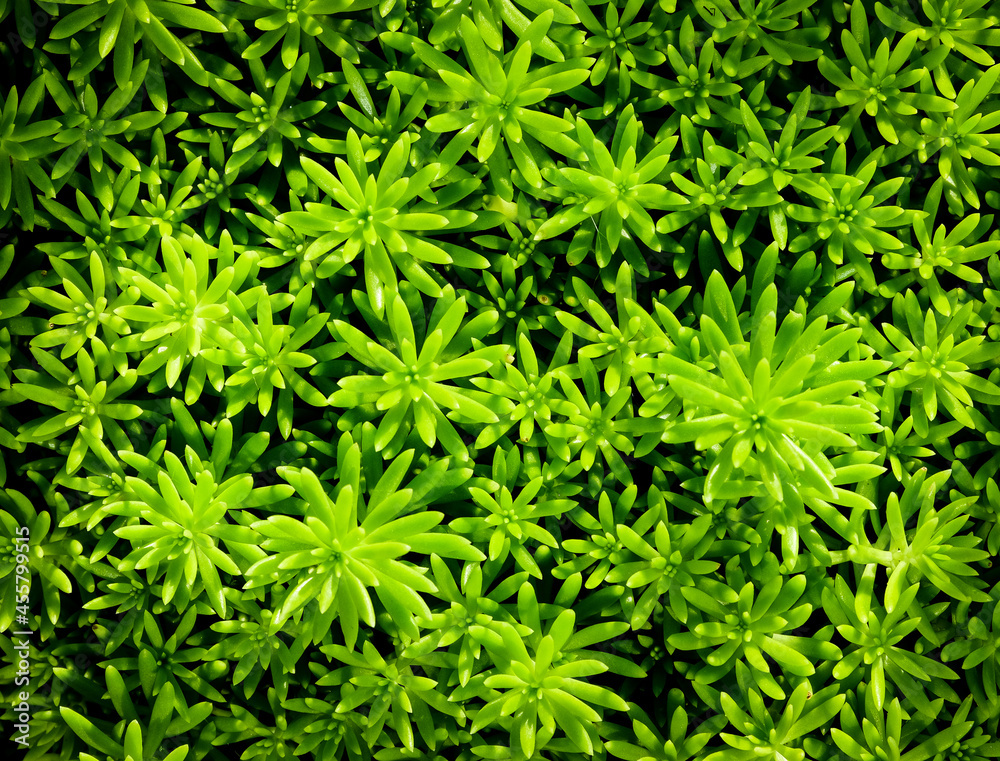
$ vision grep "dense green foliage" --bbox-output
[1,0,1000,760]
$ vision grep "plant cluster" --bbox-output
[1,0,1000,760]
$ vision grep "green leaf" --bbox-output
[142,15,185,65]
[901,722,977,761]
[148,0,229,33]
[342,58,376,121]
[59,708,124,757]
[100,0,127,58]
[740,100,769,146]
[758,636,815,676]
[50,4,109,40]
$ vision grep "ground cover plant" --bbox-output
[1,0,1000,760]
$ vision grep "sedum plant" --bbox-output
[243,440,485,649]
[197,55,326,183]
[847,467,993,606]
[0,488,83,637]
[425,0,576,58]
[550,264,670,395]
[111,153,204,243]
[449,469,573,580]
[112,233,258,404]
[25,251,135,365]
[645,269,888,507]
[880,177,1000,315]
[875,0,1000,74]
[316,67,430,164]
[604,511,720,630]
[37,168,161,278]
[695,0,828,65]
[823,565,961,717]
[570,0,666,86]
[471,321,573,448]
[669,566,843,701]
[279,130,484,314]
[604,693,727,761]
[544,354,661,487]
[186,131,257,241]
[211,686,301,761]
[0,79,59,229]
[860,290,1000,437]
[403,555,532,687]
[99,607,229,714]
[727,92,839,249]
[203,592,309,699]
[46,66,164,188]
[832,685,991,761]
[816,8,953,146]
[317,638,465,753]
[917,63,1000,212]
[785,144,923,293]
[3,0,1000,758]
[660,126,782,271]
[942,594,1000,718]
[201,283,329,439]
[110,449,266,618]
[552,483,639,589]
[9,347,144,475]
[283,692,370,761]
[327,287,511,459]
[538,105,683,273]
[705,678,846,761]
[389,12,592,189]
[644,13,742,128]
[59,678,202,761]
[46,0,227,87]
[468,612,631,758]
[209,0,378,71]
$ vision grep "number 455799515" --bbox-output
[14,526,29,605]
